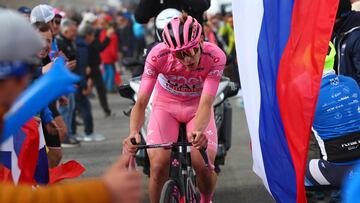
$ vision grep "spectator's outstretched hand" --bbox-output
[102,154,143,203]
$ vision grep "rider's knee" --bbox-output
[150,162,168,180]
[195,165,214,179]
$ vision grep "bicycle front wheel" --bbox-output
[160,180,182,203]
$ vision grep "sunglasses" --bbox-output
[52,18,61,25]
[173,46,200,60]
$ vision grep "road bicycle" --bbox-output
[131,123,211,203]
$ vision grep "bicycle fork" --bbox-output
[169,146,188,203]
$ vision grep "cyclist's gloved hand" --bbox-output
[122,132,141,155]
[188,131,208,150]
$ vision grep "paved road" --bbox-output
[62,88,274,203]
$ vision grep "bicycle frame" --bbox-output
[132,124,209,203]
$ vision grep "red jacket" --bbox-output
[99,30,118,64]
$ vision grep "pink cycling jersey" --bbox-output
[139,42,226,152]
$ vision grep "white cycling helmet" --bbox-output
[155,8,182,42]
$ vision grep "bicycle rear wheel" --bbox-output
[160,180,182,203]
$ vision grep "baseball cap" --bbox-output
[30,4,55,24]
[82,12,97,24]
[18,6,31,14]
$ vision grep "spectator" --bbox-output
[203,22,218,45]
[134,0,210,26]
[56,18,80,147]
[135,0,210,43]
[0,9,142,203]
[219,14,235,57]
[132,16,146,59]
[30,4,68,167]
[332,0,360,85]
[218,14,240,87]
[99,14,119,93]
[31,3,68,142]
[17,6,31,20]
[305,42,360,201]
[32,21,63,167]
[116,12,134,58]
[74,23,105,142]
[81,12,114,117]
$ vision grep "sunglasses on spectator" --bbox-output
[52,18,61,25]
[173,45,200,60]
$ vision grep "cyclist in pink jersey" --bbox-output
[123,13,226,203]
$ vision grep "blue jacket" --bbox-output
[75,37,89,90]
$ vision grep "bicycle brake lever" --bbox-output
[199,149,209,166]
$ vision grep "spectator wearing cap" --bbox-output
[56,19,80,147]
[30,4,68,149]
[30,4,62,60]
[99,14,118,93]
[81,13,114,117]
[0,9,143,203]
[32,22,64,168]
[17,6,31,20]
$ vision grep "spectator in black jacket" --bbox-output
[135,0,210,43]
[30,4,69,156]
[116,12,134,58]
[135,0,210,26]
[56,19,80,147]
[81,13,113,117]
[332,0,360,85]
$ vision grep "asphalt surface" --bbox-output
[61,81,275,202]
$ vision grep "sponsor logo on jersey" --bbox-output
[208,69,224,77]
[144,66,156,77]
[158,74,203,96]
[156,51,171,59]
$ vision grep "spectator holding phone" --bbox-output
[56,19,80,147]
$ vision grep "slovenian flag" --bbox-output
[0,118,86,185]
[0,118,49,184]
[232,0,338,202]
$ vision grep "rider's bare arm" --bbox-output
[193,94,215,133]
[123,51,159,154]
[129,62,158,139]
[189,94,215,150]
[122,93,151,155]
[130,93,150,138]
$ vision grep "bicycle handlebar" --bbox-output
[130,138,210,167]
